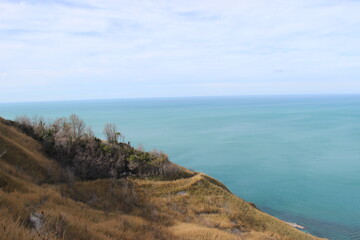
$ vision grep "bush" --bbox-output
[9,114,192,181]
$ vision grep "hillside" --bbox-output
[0,116,324,240]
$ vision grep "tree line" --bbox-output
[11,114,187,180]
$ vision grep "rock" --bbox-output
[286,222,305,229]
[176,191,187,195]
[229,227,243,234]
[30,212,44,231]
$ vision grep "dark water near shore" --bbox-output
[1,94,360,239]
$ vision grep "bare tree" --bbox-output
[85,126,94,138]
[54,119,72,147]
[32,116,47,137]
[52,117,67,132]
[69,114,85,139]
[15,115,31,126]
[103,123,123,143]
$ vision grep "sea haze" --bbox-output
[1,94,359,240]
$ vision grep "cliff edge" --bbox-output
[0,116,325,240]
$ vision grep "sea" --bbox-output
[1,94,359,240]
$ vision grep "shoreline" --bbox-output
[285,221,305,230]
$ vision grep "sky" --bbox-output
[0,0,360,102]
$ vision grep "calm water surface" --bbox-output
[1,95,360,240]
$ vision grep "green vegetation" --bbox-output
[0,116,325,240]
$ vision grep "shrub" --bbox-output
[10,114,191,181]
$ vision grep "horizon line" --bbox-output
[1,92,360,104]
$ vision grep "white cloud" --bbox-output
[0,0,360,102]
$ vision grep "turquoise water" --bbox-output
[1,95,360,239]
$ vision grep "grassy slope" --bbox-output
[0,119,325,240]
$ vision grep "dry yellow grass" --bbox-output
[0,119,326,240]
[132,173,324,240]
[0,119,62,184]
[170,223,241,240]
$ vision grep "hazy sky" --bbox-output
[1,0,360,102]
